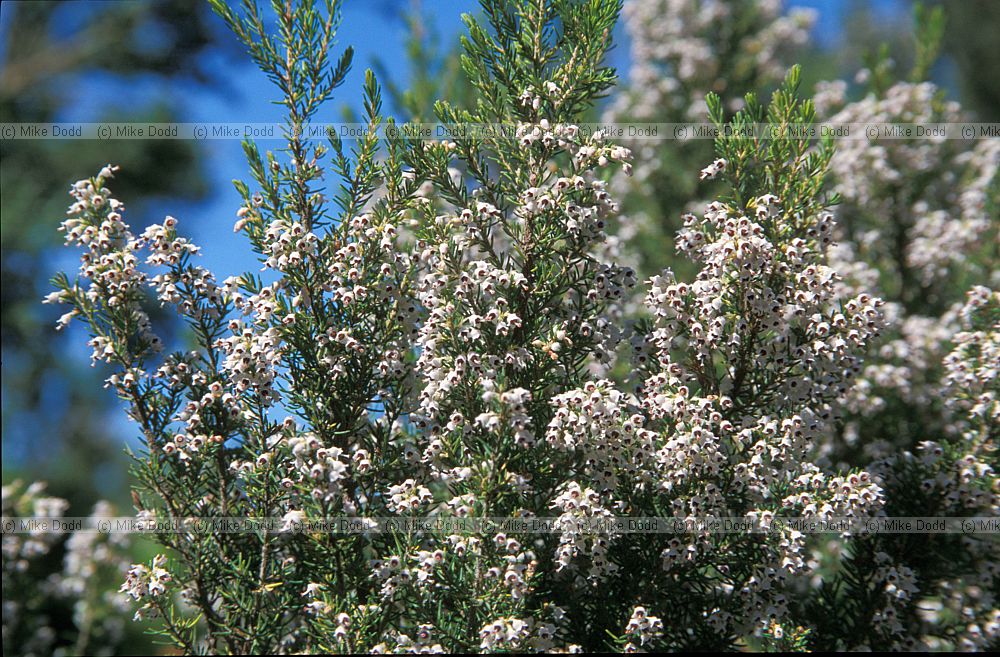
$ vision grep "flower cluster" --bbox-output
[550,482,619,582]
[623,606,664,652]
[547,382,655,492]
[217,320,284,405]
[120,555,172,621]
[599,0,816,283]
[476,607,569,653]
[942,286,999,442]
[386,479,433,514]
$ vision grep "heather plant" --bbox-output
[597,5,999,647]
[800,286,999,651]
[36,0,1000,654]
[46,0,631,651]
[47,0,428,648]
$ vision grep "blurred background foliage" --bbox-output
[1,0,998,654]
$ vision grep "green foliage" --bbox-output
[860,2,946,96]
[706,66,835,222]
[911,3,946,83]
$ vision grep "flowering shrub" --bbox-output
[37,0,999,653]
